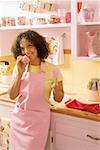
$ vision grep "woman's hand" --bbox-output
[16,55,26,75]
[9,55,29,100]
[53,81,64,103]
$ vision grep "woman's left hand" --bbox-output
[53,81,64,103]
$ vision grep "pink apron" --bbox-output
[9,69,50,150]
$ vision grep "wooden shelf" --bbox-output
[79,22,100,26]
[74,56,100,61]
[0,23,71,30]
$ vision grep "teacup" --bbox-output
[83,8,95,22]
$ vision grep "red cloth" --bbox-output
[65,99,100,114]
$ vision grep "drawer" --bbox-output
[55,123,100,144]
[56,133,100,150]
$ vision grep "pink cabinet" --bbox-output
[46,112,100,150]
[71,0,100,61]
[0,0,71,56]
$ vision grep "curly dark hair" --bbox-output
[11,30,49,61]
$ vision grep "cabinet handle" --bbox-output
[51,136,53,143]
[87,134,100,141]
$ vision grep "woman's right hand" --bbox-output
[16,55,26,76]
[9,55,28,100]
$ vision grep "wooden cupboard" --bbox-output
[46,112,100,150]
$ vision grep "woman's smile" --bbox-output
[20,38,41,65]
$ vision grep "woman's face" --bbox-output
[20,38,40,65]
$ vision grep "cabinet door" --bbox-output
[45,131,50,150]
[71,0,100,61]
[45,130,54,150]
[51,112,100,150]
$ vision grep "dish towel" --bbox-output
[65,99,100,114]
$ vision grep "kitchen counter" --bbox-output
[51,107,100,122]
[50,93,100,122]
[0,92,100,122]
[0,92,15,104]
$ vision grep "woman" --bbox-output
[9,30,64,150]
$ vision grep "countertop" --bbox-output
[51,107,100,122]
[0,91,100,122]
[50,94,100,122]
[0,93,15,104]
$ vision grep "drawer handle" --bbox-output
[87,134,100,141]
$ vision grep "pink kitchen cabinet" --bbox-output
[0,0,71,56]
[71,0,100,61]
[46,112,100,150]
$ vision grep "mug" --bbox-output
[88,90,100,102]
[83,8,95,22]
